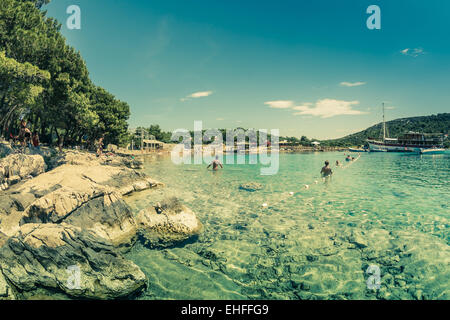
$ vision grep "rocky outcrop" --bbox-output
[102,156,144,169]
[0,150,201,300]
[0,224,147,299]
[5,163,163,246]
[0,154,46,190]
[136,197,203,248]
[0,141,13,158]
[48,150,144,170]
[63,192,138,248]
[0,271,15,300]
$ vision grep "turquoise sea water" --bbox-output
[125,152,449,300]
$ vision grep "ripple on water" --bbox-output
[125,152,450,300]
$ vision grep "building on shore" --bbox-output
[142,139,164,151]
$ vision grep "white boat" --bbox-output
[420,148,446,155]
[348,147,367,152]
[367,103,445,153]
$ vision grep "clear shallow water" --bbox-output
[125,152,449,300]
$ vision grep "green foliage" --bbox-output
[146,124,172,143]
[89,86,131,146]
[18,0,50,9]
[0,51,50,131]
[0,0,130,147]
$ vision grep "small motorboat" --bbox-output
[420,148,446,155]
[348,147,367,152]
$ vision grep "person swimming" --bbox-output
[336,160,340,166]
[207,155,223,171]
[345,155,352,162]
[320,160,333,177]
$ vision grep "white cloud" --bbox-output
[292,99,367,118]
[181,91,213,101]
[264,100,295,109]
[190,91,213,98]
[400,48,425,57]
[340,81,366,87]
[401,48,409,55]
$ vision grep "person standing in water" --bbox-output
[207,155,223,171]
[321,160,333,177]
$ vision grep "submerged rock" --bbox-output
[136,197,203,248]
[239,182,263,192]
[0,223,147,300]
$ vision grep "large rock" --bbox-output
[0,223,147,299]
[102,155,144,169]
[0,271,15,300]
[48,150,144,170]
[0,154,46,189]
[1,161,162,246]
[63,191,138,248]
[136,197,203,248]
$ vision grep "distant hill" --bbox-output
[321,113,450,147]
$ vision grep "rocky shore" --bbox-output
[0,143,203,300]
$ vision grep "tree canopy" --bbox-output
[0,0,130,147]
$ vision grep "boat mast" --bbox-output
[382,102,386,141]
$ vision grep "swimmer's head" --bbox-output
[325,160,329,166]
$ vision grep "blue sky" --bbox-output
[45,0,450,139]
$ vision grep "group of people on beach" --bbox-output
[10,120,40,150]
[8,119,109,157]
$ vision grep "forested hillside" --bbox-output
[321,113,450,147]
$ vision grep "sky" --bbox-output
[45,0,450,139]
